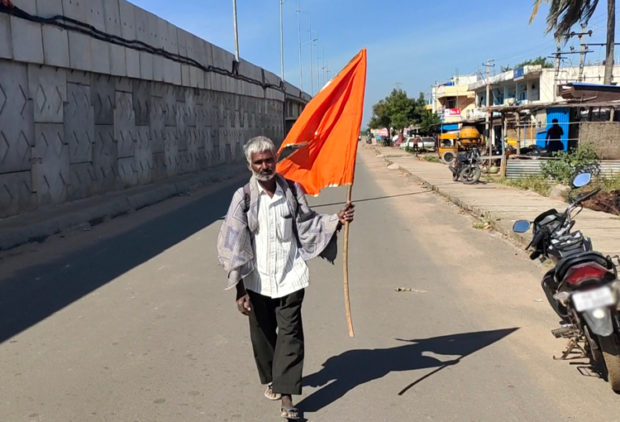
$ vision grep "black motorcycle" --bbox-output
[449,148,481,184]
[513,173,620,393]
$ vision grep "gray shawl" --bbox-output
[217,174,340,289]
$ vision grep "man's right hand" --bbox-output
[236,282,251,315]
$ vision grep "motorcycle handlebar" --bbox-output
[573,187,601,205]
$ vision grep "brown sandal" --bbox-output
[264,383,282,401]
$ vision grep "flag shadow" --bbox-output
[298,328,519,413]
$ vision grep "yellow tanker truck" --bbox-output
[438,126,484,163]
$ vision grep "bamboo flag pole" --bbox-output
[343,184,354,337]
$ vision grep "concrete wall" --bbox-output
[580,122,620,160]
[0,0,305,218]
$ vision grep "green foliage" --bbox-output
[368,100,391,131]
[423,155,440,163]
[601,174,620,192]
[541,143,600,184]
[418,109,441,134]
[368,89,433,132]
[493,175,552,197]
[501,56,553,71]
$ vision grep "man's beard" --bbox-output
[252,169,275,182]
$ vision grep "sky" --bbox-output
[129,0,618,127]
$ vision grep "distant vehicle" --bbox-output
[400,136,436,151]
[418,137,436,151]
[400,137,416,149]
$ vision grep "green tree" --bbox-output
[368,88,416,132]
[530,0,615,84]
[368,99,391,131]
[418,110,442,134]
[502,56,554,71]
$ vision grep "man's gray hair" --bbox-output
[244,136,276,164]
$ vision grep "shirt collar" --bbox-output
[256,179,284,198]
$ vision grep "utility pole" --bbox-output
[296,1,303,90]
[576,25,592,81]
[553,37,561,100]
[232,0,240,63]
[484,59,495,157]
[280,0,285,81]
[605,0,615,84]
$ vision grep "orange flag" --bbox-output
[276,49,367,195]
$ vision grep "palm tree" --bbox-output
[530,0,615,84]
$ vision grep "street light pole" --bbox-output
[279,0,285,81]
[296,1,303,90]
[232,0,240,62]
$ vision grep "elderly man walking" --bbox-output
[217,136,354,420]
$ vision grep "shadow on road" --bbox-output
[298,328,519,413]
[0,181,240,344]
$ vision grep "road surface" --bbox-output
[0,146,618,421]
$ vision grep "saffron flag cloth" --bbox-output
[276,48,367,196]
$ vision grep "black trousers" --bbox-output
[247,289,305,395]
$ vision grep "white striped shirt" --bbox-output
[243,182,309,298]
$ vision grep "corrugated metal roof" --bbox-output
[506,160,620,180]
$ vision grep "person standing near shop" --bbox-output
[546,118,564,154]
[217,136,354,420]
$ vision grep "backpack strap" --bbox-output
[242,183,251,213]
[285,179,298,214]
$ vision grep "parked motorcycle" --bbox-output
[513,173,620,393]
[449,148,481,184]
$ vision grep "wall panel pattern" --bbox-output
[0,0,299,218]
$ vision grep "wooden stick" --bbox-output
[343,184,354,337]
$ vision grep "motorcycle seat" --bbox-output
[555,251,614,282]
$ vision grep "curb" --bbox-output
[0,163,246,251]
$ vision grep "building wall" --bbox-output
[580,122,620,160]
[0,0,304,218]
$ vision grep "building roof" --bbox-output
[559,82,620,102]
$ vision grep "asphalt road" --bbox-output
[1,147,619,422]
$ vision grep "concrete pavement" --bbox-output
[365,144,620,258]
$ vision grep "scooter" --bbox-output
[513,173,620,393]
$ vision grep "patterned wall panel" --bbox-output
[64,83,94,163]
[91,74,115,125]
[163,127,179,176]
[68,162,96,200]
[185,127,199,173]
[28,65,66,123]
[114,91,136,158]
[132,80,151,126]
[162,85,177,127]
[134,127,153,184]
[32,123,69,205]
[0,61,33,173]
[92,125,117,192]
[117,157,138,187]
[149,96,165,154]
[0,172,34,218]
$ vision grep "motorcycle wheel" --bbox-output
[460,166,481,184]
[599,334,620,393]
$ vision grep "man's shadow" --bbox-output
[298,327,518,413]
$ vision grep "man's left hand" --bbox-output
[337,202,355,225]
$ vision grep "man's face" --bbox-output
[250,150,276,182]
